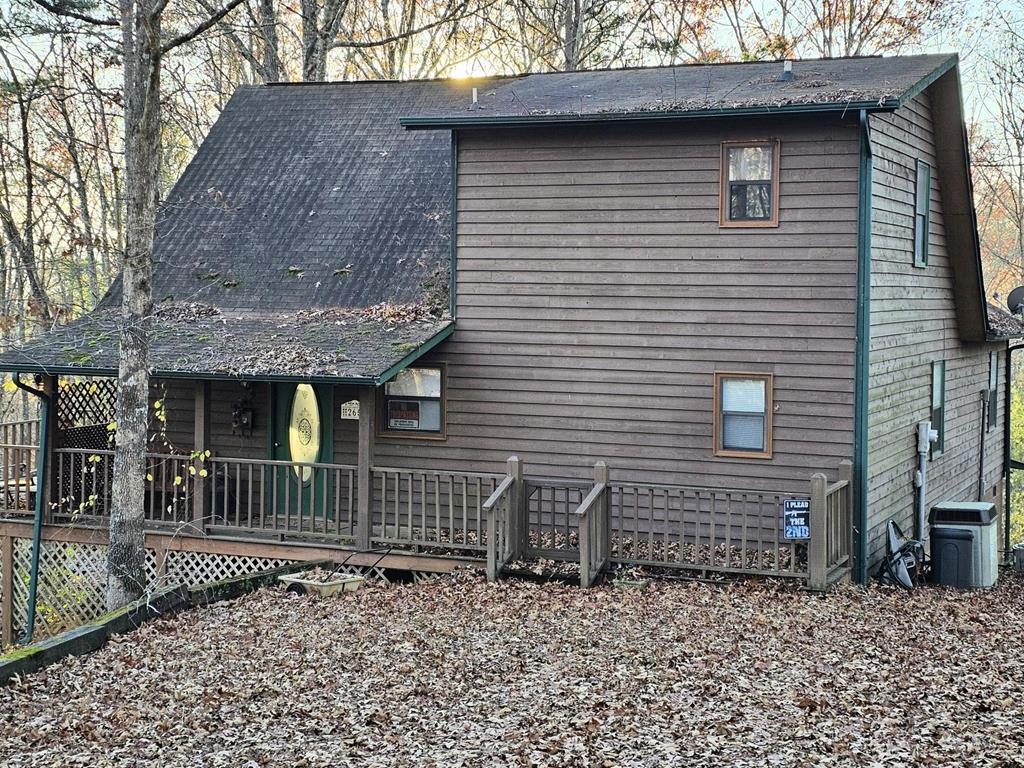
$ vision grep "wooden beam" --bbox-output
[0,519,475,574]
[356,386,376,550]
[192,380,210,523]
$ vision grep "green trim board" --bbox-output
[853,108,873,586]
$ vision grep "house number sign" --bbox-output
[783,498,811,541]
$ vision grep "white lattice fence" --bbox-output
[11,539,113,639]
[163,550,292,586]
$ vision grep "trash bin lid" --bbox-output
[930,526,974,540]
[929,501,997,526]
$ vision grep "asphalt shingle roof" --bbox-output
[0,54,972,379]
[400,54,956,127]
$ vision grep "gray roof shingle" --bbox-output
[400,54,956,127]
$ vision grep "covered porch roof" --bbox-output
[0,304,453,384]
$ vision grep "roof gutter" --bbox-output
[400,99,900,130]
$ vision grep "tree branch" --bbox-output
[160,0,248,53]
[30,0,118,27]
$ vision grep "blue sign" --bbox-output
[783,498,810,541]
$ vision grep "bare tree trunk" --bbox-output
[260,0,281,80]
[108,0,163,610]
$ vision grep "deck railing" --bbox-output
[0,419,39,516]
[53,448,358,542]
[370,465,503,552]
[39,446,854,588]
[483,457,522,581]
[576,462,610,588]
[609,481,804,578]
[808,460,854,590]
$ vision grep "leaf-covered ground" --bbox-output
[3,570,1024,767]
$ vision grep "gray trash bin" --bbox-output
[929,502,998,588]
[930,527,974,588]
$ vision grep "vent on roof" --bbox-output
[777,60,794,82]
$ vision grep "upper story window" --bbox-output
[380,365,446,439]
[713,372,773,459]
[720,141,780,228]
[914,160,931,268]
[931,360,945,459]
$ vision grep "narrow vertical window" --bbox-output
[914,160,931,268]
[931,360,945,459]
[988,351,999,431]
[714,372,773,458]
[720,141,780,227]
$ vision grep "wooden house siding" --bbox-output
[363,119,861,490]
[866,92,1004,568]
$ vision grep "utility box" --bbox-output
[929,501,999,588]
[930,528,974,588]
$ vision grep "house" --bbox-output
[1,53,1020,596]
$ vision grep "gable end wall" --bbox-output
[866,91,1005,569]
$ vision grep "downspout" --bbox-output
[12,374,51,644]
[853,109,873,585]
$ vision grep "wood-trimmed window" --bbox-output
[713,372,773,459]
[931,360,945,459]
[988,351,999,432]
[914,160,931,268]
[378,365,446,439]
[720,140,780,227]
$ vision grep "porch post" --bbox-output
[356,385,376,550]
[808,472,828,591]
[41,376,57,524]
[506,456,523,561]
[192,380,210,523]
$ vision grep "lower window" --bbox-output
[380,366,445,438]
[714,372,773,459]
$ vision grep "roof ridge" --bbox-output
[262,53,957,89]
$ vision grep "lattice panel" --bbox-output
[57,378,117,433]
[333,563,390,584]
[163,550,292,587]
[7,540,160,642]
[12,538,108,639]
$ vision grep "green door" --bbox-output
[271,383,334,526]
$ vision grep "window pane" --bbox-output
[723,413,765,451]
[722,378,765,413]
[728,146,772,181]
[385,367,441,398]
[916,163,930,215]
[386,398,441,432]
[729,182,771,220]
[931,363,943,408]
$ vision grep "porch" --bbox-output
[3,429,853,591]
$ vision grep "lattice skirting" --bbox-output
[2,541,299,643]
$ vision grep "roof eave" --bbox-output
[0,321,456,385]
[400,99,900,130]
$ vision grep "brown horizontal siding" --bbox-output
[373,118,860,491]
[866,92,1005,569]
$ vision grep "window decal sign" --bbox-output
[783,498,811,541]
[387,400,421,430]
